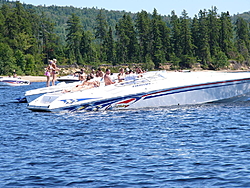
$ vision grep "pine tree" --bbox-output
[197,9,211,66]
[39,12,58,62]
[179,10,195,68]
[191,15,199,58]
[157,16,172,62]
[103,27,115,65]
[95,10,108,62]
[116,15,130,63]
[170,11,182,59]
[219,11,234,59]
[80,30,93,63]
[95,9,108,43]
[135,10,151,62]
[66,13,83,64]
[116,14,138,64]
[207,7,220,57]
[151,9,166,69]
[125,14,139,63]
[235,17,250,60]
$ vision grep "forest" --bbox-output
[0,0,250,76]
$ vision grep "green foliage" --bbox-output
[170,55,181,70]
[95,10,108,42]
[235,17,250,60]
[211,51,229,70]
[0,0,249,76]
[24,54,36,75]
[180,55,197,68]
[0,42,15,75]
[66,13,83,64]
[143,54,155,71]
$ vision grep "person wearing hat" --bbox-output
[51,58,60,86]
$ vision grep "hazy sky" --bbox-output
[20,0,249,17]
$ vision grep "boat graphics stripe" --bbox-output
[60,97,101,104]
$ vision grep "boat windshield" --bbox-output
[115,73,165,87]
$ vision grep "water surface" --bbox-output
[0,83,250,187]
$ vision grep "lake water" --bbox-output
[1,82,250,187]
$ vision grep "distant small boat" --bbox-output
[0,77,30,86]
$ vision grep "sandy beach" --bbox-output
[20,76,47,82]
[0,75,47,82]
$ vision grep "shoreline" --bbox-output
[1,69,249,82]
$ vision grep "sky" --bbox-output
[20,0,249,17]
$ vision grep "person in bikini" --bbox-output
[45,60,53,87]
[51,59,60,86]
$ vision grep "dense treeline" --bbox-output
[0,1,62,75]
[0,1,250,76]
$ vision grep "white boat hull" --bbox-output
[27,71,250,112]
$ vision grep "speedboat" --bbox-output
[0,77,30,86]
[57,74,80,83]
[27,71,250,112]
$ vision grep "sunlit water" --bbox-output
[1,83,250,187]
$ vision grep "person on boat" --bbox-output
[135,67,143,74]
[13,70,17,78]
[125,70,135,80]
[45,60,53,87]
[62,74,100,93]
[104,69,115,86]
[125,68,130,75]
[51,59,60,86]
[74,68,86,80]
[124,70,143,83]
[96,68,104,78]
[91,69,96,77]
[117,68,126,82]
[79,68,85,75]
